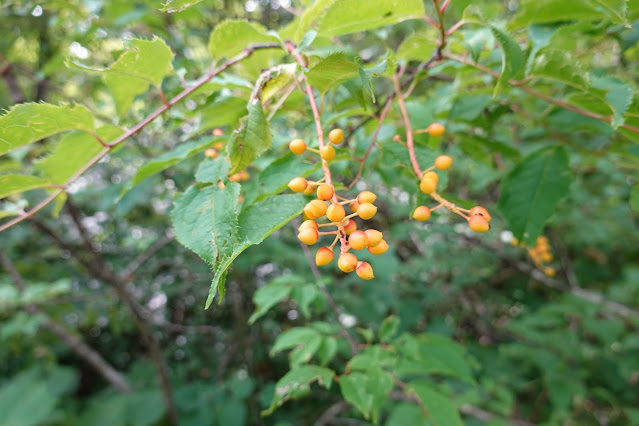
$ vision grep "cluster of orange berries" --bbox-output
[408,130,491,234]
[287,129,387,280]
[512,235,556,277]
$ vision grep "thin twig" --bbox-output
[393,73,422,178]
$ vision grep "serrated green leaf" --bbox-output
[378,315,400,343]
[306,52,359,95]
[36,126,122,185]
[261,64,297,104]
[161,0,203,13]
[530,49,589,90]
[498,146,572,245]
[195,156,231,184]
[196,97,248,133]
[490,25,524,98]
[630,184,639,212]
[316,336,338,366]
[318,0,425,37]
[510,0,628,28]
[227,102,272,175]
[294,0,337,42]
[263,366,334,415]
[0,175,50,199]
[0,103,95,156]
[338,370,394,423]
[270,327,320,356]
[348,345,398,372]
[248,276,300,324]
[526,24,558,74]
[591,76,634,128]
[407,382,463,426]
[294,30,318,54]
[358,58,387,103]
[462,27,493,62]
[397,32,438,61]
[208,20,280,60]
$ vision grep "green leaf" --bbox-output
[195,156,231,184]
[379,315,400,343]
[525,24,558,74]
[248,276,301,324]
[358,58,387,103]
[630,184,639,212]
[386,403,430,426]
[208,20,280,60]
[316,336,338,366]
[318,0,425,37]
[261,64,298,104]
[338,370,394,423]
[510,0,628,28]
[263,366,334,415]
[161,0,203,13]
[0,175,50,199]
[294,30,318,54]
[348,345,398,372]
[124,137,214,194]
[294,0,337,42]
[490,25,524,98]
[591,76,633,129]
[397,31,438,61]
[0,103,95,156]
[196,97,248,133]
[290,284,319,318]
[407,381,464,426]
[449,95,493,121]
[270,327,320,356]
[462,27,493,62]
[530,50,589,90]
[36,126,122,185]
[498,146,572,245]
[226,102,273,175]
[305,52,359,96]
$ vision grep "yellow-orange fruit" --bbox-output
[419,177,437,194]
[212,128,225,136]
[368,239,389,255]
[541,253,554,263]
[326,203,346,222]
[338,252,358,273]
[303,184,317,196]
[427,122,445,137]
[356,261,374,280]
[308,200,328,218]
[230,171,250,182]
[364,229,383,247]
[315,247,334,266]
[357,191,377,204]
[357,203,377,220]
[298,228,319,245]
[413,206,431,221]
[469,206,491,222]
[213,142,224,150]
[303,204,316,220]
[348,230,368,250]
[435,155,452,170]
[544,267,556,277]
[288,177,308,193]
[320,145,336,161]
[343,219,357,235]
[204,148,218,158]
[317,184,334,201]
[423,171,439,184]
[299,220,318,232]
[468,215,490,233]
[349,201,360,213]
[289,138,306,155]
[328,129,344,144]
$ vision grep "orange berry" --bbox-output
[328,129,344,144]
[468,215,490,233]
[364,229,383,247]
[544,267,556,277]
[337,252,358,273]
[357,191,377,204]
[413,206,431,221]
[419,177,437,194]
[212,128,224,136]
[320,145,336,161]
[299,220,318,232]
[204,148,218,158]
[315,247,334,266]
[289,138,306,155]
[469,206,491,222]
[303,184,317,196]
[423,171,439,184]
[343,219,357,235]
[348,230,368,250]
[368,239,389,255]
[288,177,308,193]
[357,203,377,220]
[427,122,445,137]
[435,155,452,170]
[317,184,334,201]
[298,228,319,245]
[213,142,224,150]
[349,201,360,213]
[326,203,346,222]
[308,200,328,218]
[537,236,549,245]
[356,261,374,280]
[541,253,554,263]
[230,171,250,182]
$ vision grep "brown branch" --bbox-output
[0,250,132,393]
[313,401,351,426]
[121,233,175,280]
[0,42,282,234]
[393,73,422,178]
[443,53,639,134]
[0,64,27,103]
